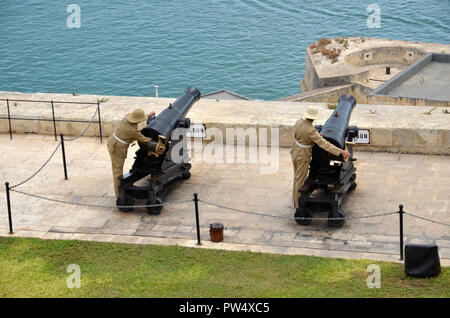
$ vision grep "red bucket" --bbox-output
[210,223,224,243]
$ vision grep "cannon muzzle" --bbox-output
[312,94,358,166]
[319,94,356,150]
[141,86,201,142]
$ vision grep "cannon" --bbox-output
[295,94,359,228]
[117,87,201,214]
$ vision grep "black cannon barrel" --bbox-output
[141,87,201,141]
[319,94,356,149]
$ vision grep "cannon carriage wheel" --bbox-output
[116,196,135,212]
[180,163,192,180]
[349,173,357,191]
[181,171,191,179]
[147,197,163,215]
[146,188,163,215]
[295,207,312,225]
[295,191,312,225]
[327,207,345,228]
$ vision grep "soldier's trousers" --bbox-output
[290,147,310,208]
[107,136,128,198]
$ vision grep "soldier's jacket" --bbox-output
[107,116,152,159]
[290,118,342,162]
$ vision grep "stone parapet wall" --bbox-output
[0,91,448,155]
[297,38,450,107]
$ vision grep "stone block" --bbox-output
[371,127,393,147]
[413,129,439,148]
[393,128,414,148]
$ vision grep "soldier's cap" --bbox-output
[126,109,147,123]
[304,105,320,120]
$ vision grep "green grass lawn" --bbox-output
[0,236,448,298]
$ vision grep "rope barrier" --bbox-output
[9,142,62,189]
[404,211,450,227]
[198,199,399,222]
[8,189,448,226]
[10,188,193,209]
[8,107,100,190]
[5,182,449,260]
[63,107,99,141]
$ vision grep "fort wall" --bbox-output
[1,91,448,155]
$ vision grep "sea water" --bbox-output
[0,0,449,100]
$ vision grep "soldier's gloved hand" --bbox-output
[146,140,159,157]
[146,140,157,152]
[148,111,156,118]
[341,149,351,160]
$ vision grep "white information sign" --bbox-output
[353,129,370,144]
[186,124,206,138]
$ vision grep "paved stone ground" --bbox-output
[0,134,449,263]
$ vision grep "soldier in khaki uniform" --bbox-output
[291,105,350,208]
[107,108,155,198]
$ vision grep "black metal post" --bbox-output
[194,193,201,245]
[51,101,57,141]
[97,101,103,143]
[399,204,404,260]
[60,134,68,180]
[5,182,13,234]
[6,99,12,139]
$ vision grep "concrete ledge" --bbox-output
[0,91,449,155]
